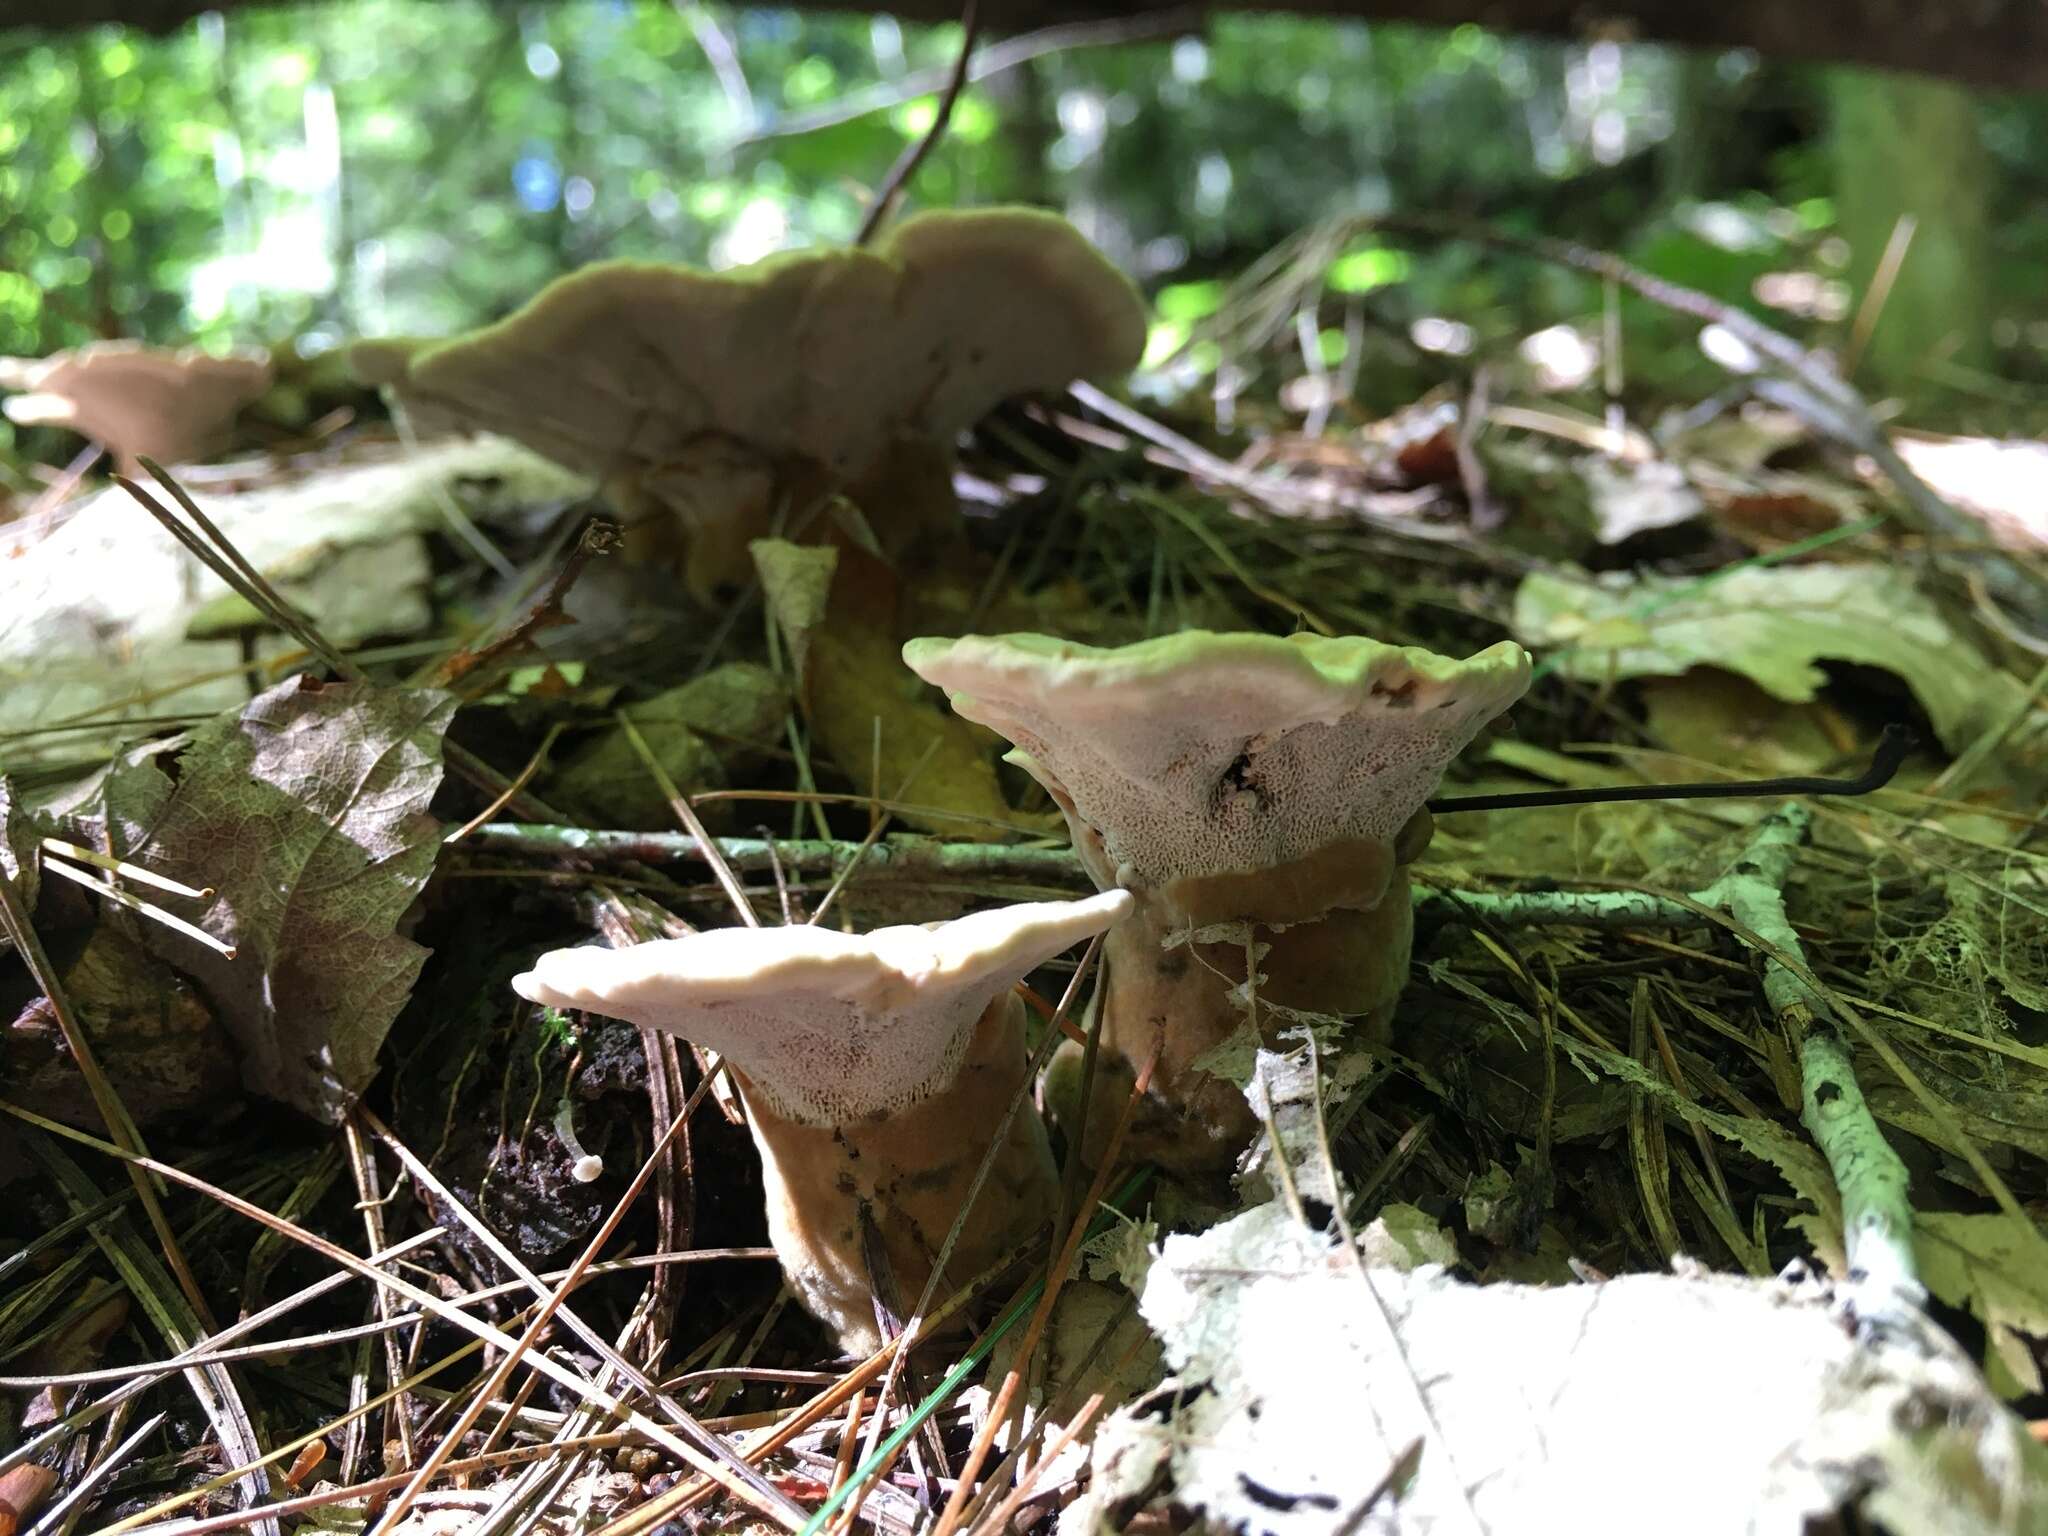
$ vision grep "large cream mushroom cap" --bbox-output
[903,630,1531,905]
[513,889,1132,1125]
[0,342,271,468]
[353,207,1146,493]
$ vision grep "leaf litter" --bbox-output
[2,209,2047,1535]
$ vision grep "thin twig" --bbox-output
[0,871,274,1522]
[1841,213,1917,381]
[846,934,1108,1513]
[0,1101,806,1532]
[23,1411,166,1536]
[37,838,211,899]
[616,711,760,926]
[675,0,754,127]
[430,519,617,690]
[38,855,235,957]
[340,1116,417,1475]
[443,723,566,846]
[355,1102,806,1531]
[459,825,1731,934]
[0,1247,772,1392]
[366,1086,701,1532]
[121,464,360,679]
[853,0,980,247]
[592,1246,1023,1536]
[1430,723,1913,813]
[737,10,1192,144]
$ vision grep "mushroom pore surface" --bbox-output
[902,630,1532,908]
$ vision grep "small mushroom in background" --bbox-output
[0,342,272,474]
[512,889,1133,1352]
[350,207,1147,598]
[903,630,1531,1174]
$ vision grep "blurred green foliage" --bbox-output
[0,3,1730,352]
[0,1,2041,420]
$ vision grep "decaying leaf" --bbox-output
[1511,562,2029,752]
[807,620,1031,837]
[186,535,433,649]
[0,776,39,907]
[127,676,455,1120]
[1917,1211,2048,1397]
[4,924,234,1131]
[1639,671,1847,775]
[547,661,789,829]
[752,537,840,685]
[1237,1032,1378,1208]
[1361,1202,1461,1270]
[1068,1201,2048,1536]
[753,538,1045,839]
[32,737,179,859]
[0,437,586,762]
[1582,456,1703,544]
[1083,1210,1159,1293]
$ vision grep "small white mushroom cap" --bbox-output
[902,630,1531,899]
[355,208,1146,496]
[513,889,1133,1125]
[0,342,272,468]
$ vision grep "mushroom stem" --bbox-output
[740,990,1055,1352]
[553,1099,605,1184]
[510,889,1130,1350]
[1051,884,1415,1174]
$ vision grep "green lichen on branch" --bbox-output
[1699,804,1922,1315]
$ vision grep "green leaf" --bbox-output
[1917,1211,2048,1396]
[1512,563,2029,751]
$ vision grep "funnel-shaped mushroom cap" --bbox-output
[0,342,271,467]
[363,208,1145,494]
[904,631,1530,903]
[514,890,1132,1124]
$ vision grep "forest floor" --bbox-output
[3,219,2048,1534]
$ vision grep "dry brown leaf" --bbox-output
[127,676,455,1120]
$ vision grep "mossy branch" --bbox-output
[1697,805,1922,1318]
[462,825,1715,928]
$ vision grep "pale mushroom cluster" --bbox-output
[516,626,1523,1343]
[0,342,272,474]
[905,630,1532,1172]
[515,891,1132,1351]
[476,205,1529,1343]
[513,622,1526,1347]
[354,207,1147,595]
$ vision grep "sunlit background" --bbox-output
[4,0,2047,416]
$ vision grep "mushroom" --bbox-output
[0,342,272,473]
[512,889,1133,1352]
[352,207,1146,595]
[902,630,1531,1173]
